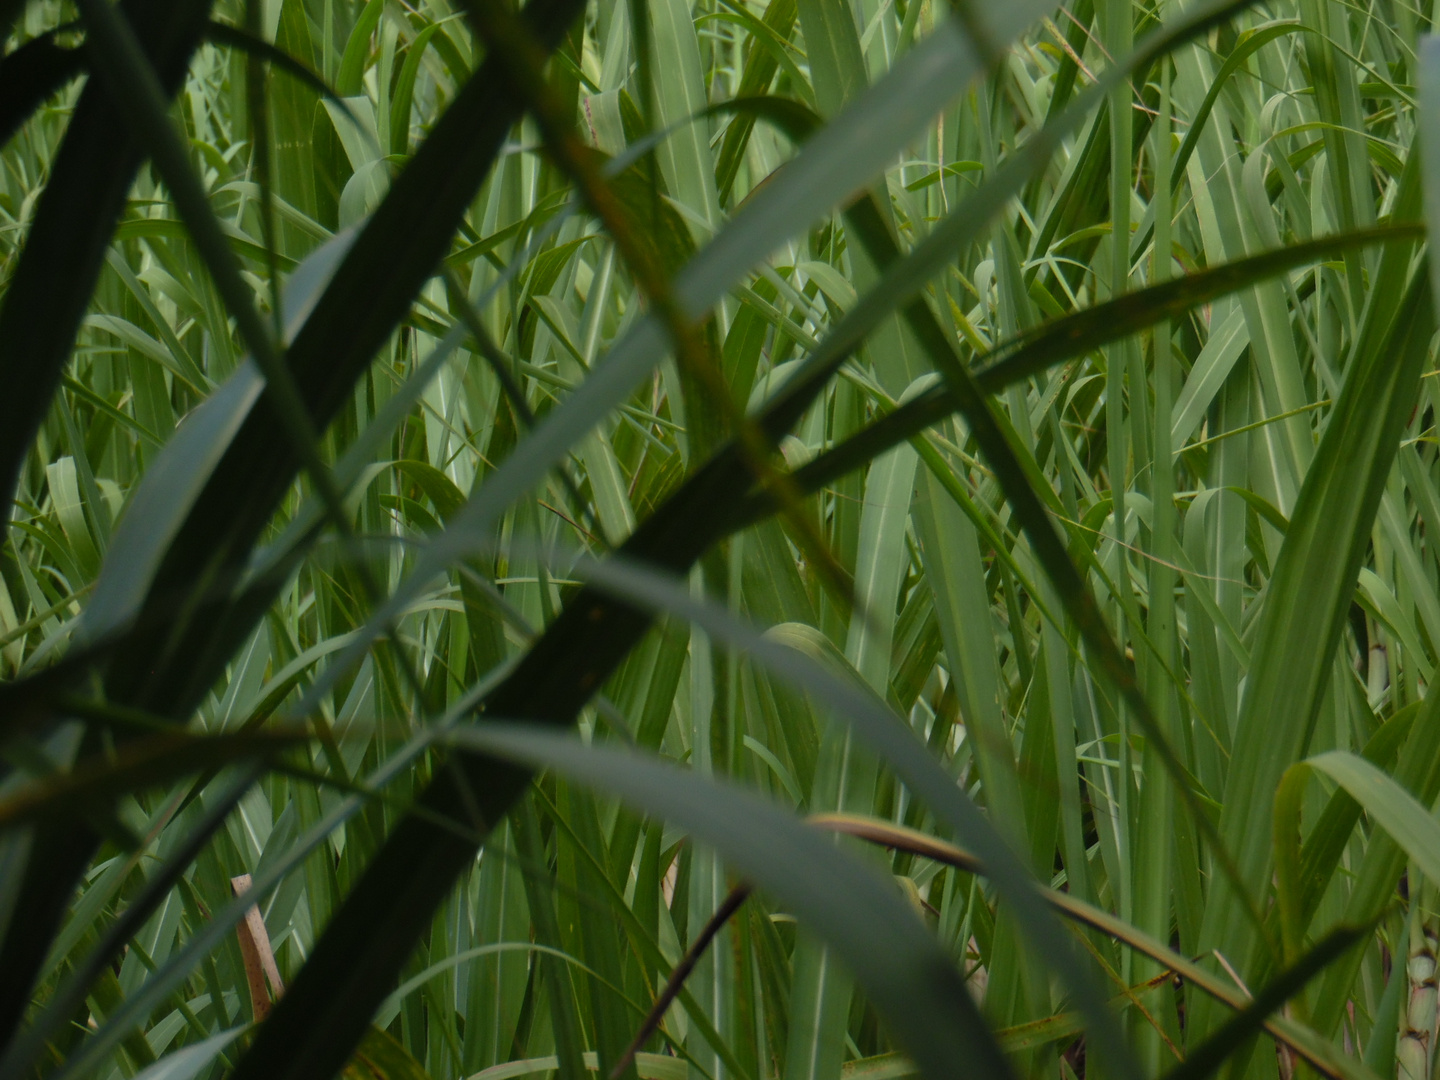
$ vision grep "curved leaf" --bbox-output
[448,724,1015,1080]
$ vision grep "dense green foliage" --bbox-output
[3,0,1440,1078]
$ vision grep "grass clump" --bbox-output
[0,0,1438,1079]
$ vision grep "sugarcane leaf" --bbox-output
[1304,751,1440,885]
